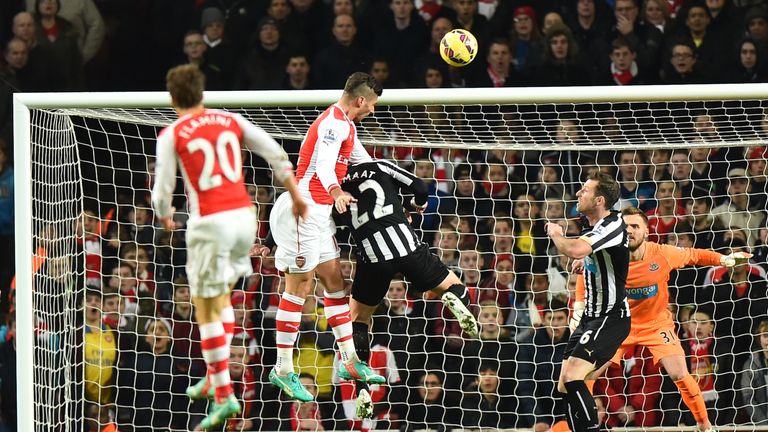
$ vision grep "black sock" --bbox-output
[443,283,471,308]
[352,321,371,393]
[564,380,599,432]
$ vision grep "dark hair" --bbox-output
[479,361,500,373]
[587,172,620,210]
[343,72,383,97]
[611,36,635,53]
[298,372,316,382]
[545,297,569,315]
[166,64,205,109]
[621,206,649,225]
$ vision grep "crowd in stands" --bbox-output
[1,113,768,430]
[2,0,768,430]
[2,0,768,143]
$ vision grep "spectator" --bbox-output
[542,11,565,33]
[312,14,372,89]
[369,58,395,88]
[413,17,452,85]
[646,180,685,243]
[291,373,324,430]
[739,319,768,425]
[168,278,204,376]
[699,239,768,367]
[534,23,591,86]
[434,222,460,269]
[404,371,462,430]
[234,18,290,90]
[199,7,237,85]
[745,7,768,45]
[25,0,104,64]
[452,0,491,49]
[117,317,188,431]
[705,0,742,40]
[508,6,544,75]
[511,194,547,259]
[467,38,525,87]
[479,254,514,319]
[649,149,672,182]
[373,0,429,87]
[0,142,11,312]
[642,0,673,34]
[414,0,457,25]
[178,30,225,90]
[33,0,83,90]
[12,12,53,90]
[678,2,726,78]
[711,167,766,245]
[516,298,570,430]
[294,290,335,417]
[662,39,706,83]
[438,163,492,221]
[616,150,655,209]
[461,301,516,383]
[266,0,303,50]
[728,36,767,83]
[567,0,612,75]
[461,361,516,428]
[681,307,739,425]
[282,53,312,89]
[611,0,664,81]
[601,36,649,85]
[82,290,117,405]
[226,335,260,431]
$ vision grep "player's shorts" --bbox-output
[609,319,685,365]
[565,313,631,366]
[185,206,256,299]
[270,192,339,273]
[351,243,450,307]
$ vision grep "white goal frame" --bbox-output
[14,83,768,432]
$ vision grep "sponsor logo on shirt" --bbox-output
[649,263,659,272]
[584,256,598,273]
[626,284,659,299]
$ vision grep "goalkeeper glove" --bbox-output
[569,301,585,333]
[720,252,752,268]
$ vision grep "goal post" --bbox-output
[14,84,768,432]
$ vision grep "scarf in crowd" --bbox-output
[611,61,638,85]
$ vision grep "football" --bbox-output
[439,29,478,67]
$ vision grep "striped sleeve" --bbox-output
[579,214,625,252]
[376,160,428,206]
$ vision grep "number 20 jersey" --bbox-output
[153,109,292,218]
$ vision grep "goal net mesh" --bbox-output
[23,95,768,431]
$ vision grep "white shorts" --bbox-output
[270,192,339,273]
[185,206,256,298]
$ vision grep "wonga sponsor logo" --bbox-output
[626,284,658,299]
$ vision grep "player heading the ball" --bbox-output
[265,72,387,403]
[152,64,308,431]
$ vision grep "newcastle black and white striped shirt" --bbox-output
[336,160,428,264]
[579,211,631,318]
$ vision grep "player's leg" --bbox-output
[268,195,323,401]
[660,355,712,431]
[429,270,480,337]
[558,356,600,432]
[403,244,479,337]
[316,258,385,384]
[347,262,396,418]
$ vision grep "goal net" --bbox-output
[14,85,768,432]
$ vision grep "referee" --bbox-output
[545,172,630,432]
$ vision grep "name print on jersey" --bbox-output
[177,113,233,139]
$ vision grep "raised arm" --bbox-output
[545,222,593,259]
[376,160,428,207]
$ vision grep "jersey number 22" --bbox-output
[350,179,393,229]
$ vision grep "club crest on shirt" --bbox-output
[649,263,659,272]
[295,256,306,268]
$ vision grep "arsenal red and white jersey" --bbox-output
[152,109,293,218]
[295,104,372,204]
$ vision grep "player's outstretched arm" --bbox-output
[151,130,179,230]
[375,160,429,212]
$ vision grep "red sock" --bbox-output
[199,321,232,403]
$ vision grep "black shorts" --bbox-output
[564,313,631,366]
[351,243,450,307]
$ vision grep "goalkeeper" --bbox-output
[570,206,750,432]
